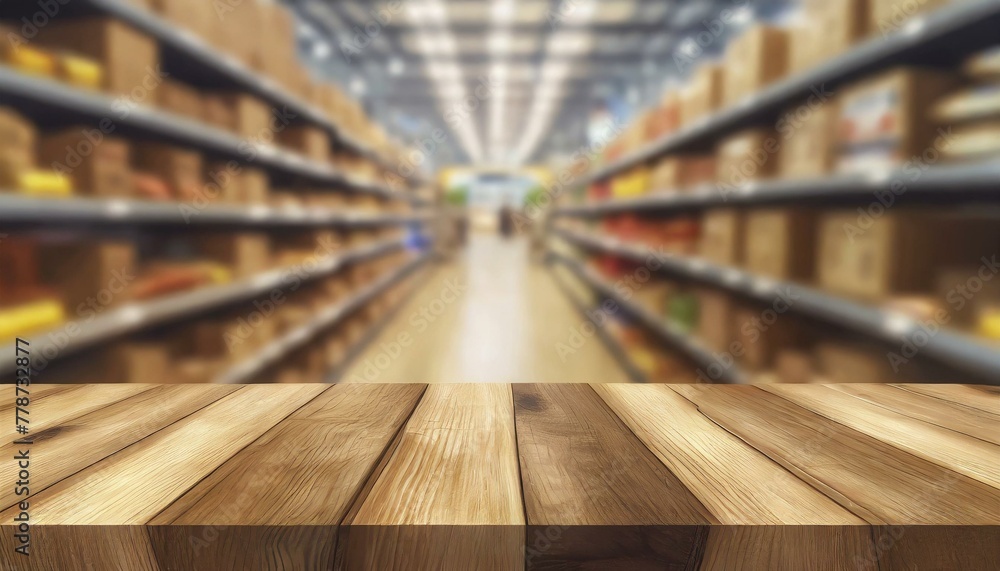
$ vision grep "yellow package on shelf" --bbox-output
[199,263,233,285]
[4,45,57,77]
[58,54,103,91]
[0,300,66,342]
[978,309,1000,341]
[18,170,73,197]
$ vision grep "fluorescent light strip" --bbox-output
[489,0,516,163]
[406,0,483,162]
[511,0,597,165]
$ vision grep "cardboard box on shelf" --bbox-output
[820,0,870,58]
[38,129,131,198]
[775,349,816,383]
[0,108,36,187]
[198,232,271,279]
[134,144,203,202]
[699,209,743,266]
[219,0,263,65]
[716,129,779,187]
[157,80,204,120]
[225,94,272,139]
[680,64,723,126]
[734,305,805,371]
[836,67,958,173]
[816,342,897,382]
[241,168,269,205]
[40,241,136,311]
[203,94,236,132]
[204,161,243,203]
[723,25,789,106]
[744,209,817,280]
[779,100,839,178]
[280,125,331,163]
[869,0,949,36]
[36,18,158,99]
[696,288,734,353]
[106,342,173,383]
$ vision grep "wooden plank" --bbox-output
[0,383,154,441]
[829,384,1000,445]
[762,384,1000,489]
[669,385,1000,525]
[338,384,524,570]
[0,385,326,525]
[0,526,161,571]
[148,384,426,571]
[514,384,713,569]
[893,384,999,414]
[595,384,875,570]
[0,384,237,510]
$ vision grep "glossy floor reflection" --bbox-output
[342,233,632,383]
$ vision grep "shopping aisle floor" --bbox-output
[341,233,632,383]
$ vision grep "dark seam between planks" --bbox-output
[663,385,877,525]
[146,385,337,525]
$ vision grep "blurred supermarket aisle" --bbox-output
[341,233,631,383]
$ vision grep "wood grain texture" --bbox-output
[1,384,326,525]
[340,384,524,570]
[893,383,999,414]
[514,384,712,570]
[594,384,875,571]
[0,384,237,510]
[762,384,1000,489]
[0,526,161,571]
[1,384,154,441]
[148,384,426,571]
[830,384,1000,445]
[669,385,1000,525]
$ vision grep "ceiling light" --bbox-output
[389,58,405,76]
[350,77,367,95]
[311,41,331,60]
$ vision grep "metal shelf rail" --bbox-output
[577,0,1000,186]
[547,249,745,384]
[0,238,408,375]
[221,252,431,383]
[554,227,1000,384]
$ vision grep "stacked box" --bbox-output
[39,128,132,198]
[723,26,789,106]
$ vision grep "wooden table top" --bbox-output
[1,383,997,571]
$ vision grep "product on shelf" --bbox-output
[198,232,271,279]
[699,209,743,266]
[802,0,870,66]
[55,53,103,90]
[774,349,817,383]
[174,357,227,384]
[779,99,839,178]
[965,45,1000,79]
[158,80,205,121]
[40,241,136,311]
[203,94,237,132]
[744,209,817,280]
[37,17,159,99]
[870,0,950,34]
[240,168,270,204]
[680,63,723,126]
[131,172,172,201]
[38,128,132,198]
[203,161,242,203]
[696,288,734,353]
[722,25,789,106]
[0,300,65,342]
[835,67,957,173]
[815,342,897,382]
[936,267,1000,331]
[134,143,203,202]
[610,167,650,198]
[734,305,806,372]
[104,342,174,383]
[279,125,331,163]
[225,94,273,139]
[0,108,36,189]
[18,169,73,197]
[648,90,680,140]
[130,263,212,300]
[0,25,57,77]
[667,292,699,334]
[716,128,779,187]
[148,0,217,40]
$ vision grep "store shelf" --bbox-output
[220,253,430,383]
[580,0,1000,186]
[548,265,648,384]
[326,262,435,383]
[69,0,402,170]
[554,227,1000,385]
[547,249,744,384]
[0,66,415,201]
[0,195,431,229]
[0,238,408,375]
[557,162,1000,217]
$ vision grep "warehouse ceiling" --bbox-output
[288,0,791,168]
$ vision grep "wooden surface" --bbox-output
[0,383,997,571]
